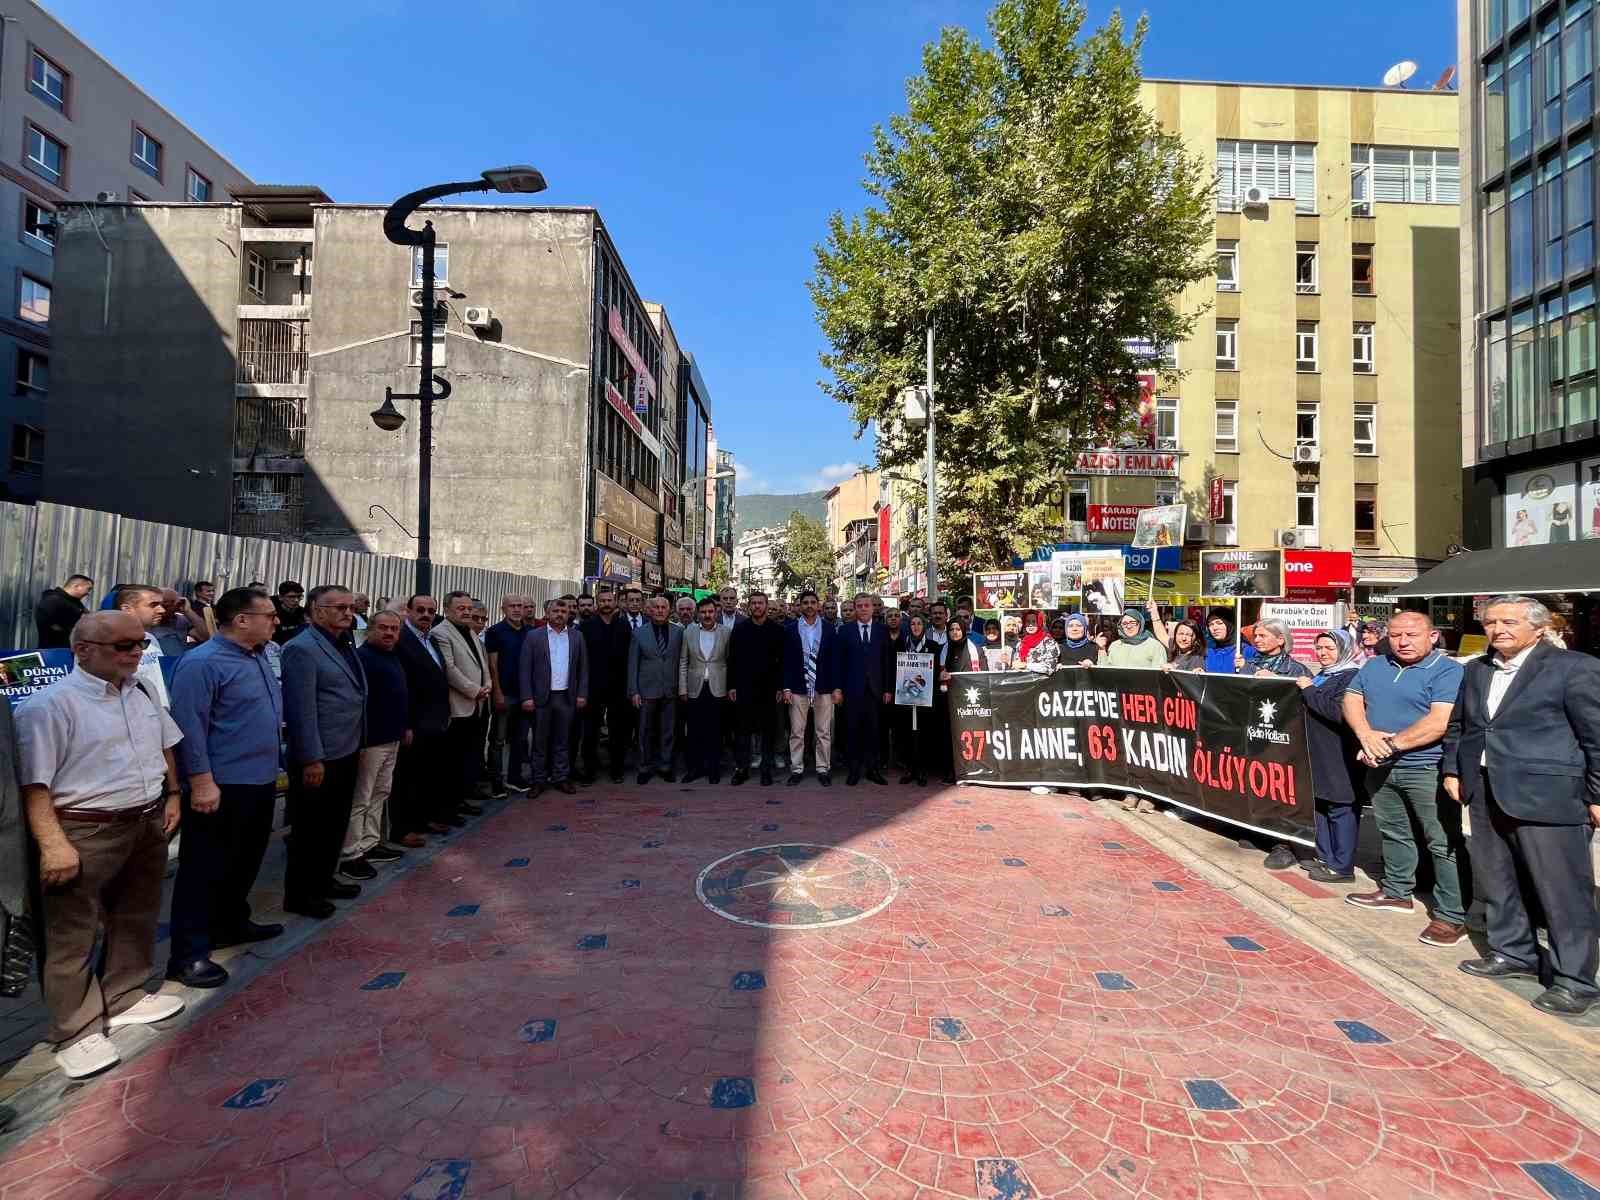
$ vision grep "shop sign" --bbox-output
[1071,448,1179,477]
[608,307,656,397]
[1282,550,1353,591]
[593,546,636,582]
[604,379,661,457]
[594,471,657,548]
[1261,602,1345,666]
[642,561,663,587]
[1086,504,1148,534]
[665,515,682,545]
[1209,476,1226,520]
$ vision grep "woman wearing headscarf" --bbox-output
[1202,610,1255,674]
[1016,610,1060,673]
[1293,629,1364,882]
[935,618,986,785]
[981,618,1013,671]
[1100,609,1167,669]
[1057,613,1099,667]
[896,613,941,786]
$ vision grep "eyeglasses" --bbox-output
[82,637,151,653]
[241,608,279,620]
[315,603,356,613]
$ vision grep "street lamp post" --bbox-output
[370,165,548,595]
[897,324,939,601]
[679,469,736,588]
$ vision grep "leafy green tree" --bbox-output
[771,514,837,596]
[811,0,1213,570]
[707,552,733,591]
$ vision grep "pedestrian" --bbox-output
[393,595,453,840]
[15,611,185,1078]
[189,581,219,639]
[350,594,370,634]
[895,614,940,786]
[1202,611,1252,673]
[520,594,589,797]
[885,610,904,641]
[271,581,307,644]
[111,584,176,705]
[837,593,892,786]
[1245,618,1311,679]
[1163,620,1207,672]
[1055,613,1099,667]
[152,589,196,656]
[341,610,410,880]
[1445,596,1600,1016]
[165,587,285,989]
[927,600,950,647]
[782,589,838,787]
[576,592,596,622]
[1100,610,1166,669]
[280,585,368,919]
[485,594,533,795]
[1342,609,1469,946]
[1293,629,1365,883]
[680,596,733,784]
[470,601,489,644]
[622,586,647,634]
[1016,611,1060,672]
[629,595,683,784]
[579,587,632,784]
[981,619,1013,671]
[675,594,697,627]
[34,574,93,649]
[432,592,492,818]
[728,591,785,786]
[717,587,743,632]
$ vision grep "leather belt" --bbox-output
[55,797,163,824]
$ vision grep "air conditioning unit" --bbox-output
[1185,521,1210,543]
[408,287,428,308]
[1294,442,1321,464]
[1352,199,1372,217]
[1243,185,1270,208]
[95,190,119,203]
[270,260,297,274]
[1276,527,1302,548]
[1218,280,1238,292]
[463,305,493,330]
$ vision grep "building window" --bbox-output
[409,320,446,366]
[1067,481,1089,524]
[1353,322,1375,373]
[1296,321,1318,372]
[1215,319,1237,370]
[1215,481,1238,546]
[1567,135,1595,277]
[1568,282,1598,425]
[21,200,52,254]
[1216,140,1316,212]
[1214,400,1238,452]
[19,275,49,325]
[16,350,47,397]
[1155,396,1179,449]
[245,250,266,299]
[1352,244,1374,295]
[1354,403,1377,455]
[1354,484,1378,548]
[9,423,42,474]
[185,167,212,202]
[1351,145,1461,204]
[1295,401,1319,446]
[1154,484,1179,507]
[411,243,448,285]
[25,124,64,185]
[131,126,162,180]
[28,50,66,114]
[1296,481,1319,531]
[1295,243,1319,293]
[1216,240,1238,291]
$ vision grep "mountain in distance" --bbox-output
[734,491,827,537]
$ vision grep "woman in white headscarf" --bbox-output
[1293,629,1365,882]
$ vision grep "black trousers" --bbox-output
[687,684,724,778]
[737,694,780,771]
[844,692,882,773]
[531,690,576,783]
[896,704,938,779]
[446,711,487,804]
[487,706,531,786]
[393,730,445,833]
[285,752,359,904]
[582,693,631,778]
[1472,774,1599,998]
[167,781,276,965]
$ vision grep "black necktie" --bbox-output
[655,624,666,654]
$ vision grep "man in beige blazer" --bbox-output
[431,591,492,817]
[679,596,733,784]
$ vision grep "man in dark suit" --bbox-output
[728,591,786,786]
[519,599,589,796]
[1443,595,1600,1017]
[834,593,892,786]
[628,595,683,784]
[579,587,633,783]
[394,596,453,839]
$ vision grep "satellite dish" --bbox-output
[1383,60,1419,88]
[1432,65,1458,90]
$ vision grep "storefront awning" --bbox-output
[1389,541,1600,597]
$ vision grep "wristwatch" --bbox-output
[163,787,181,798]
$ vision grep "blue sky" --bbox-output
[51,0,1455,495]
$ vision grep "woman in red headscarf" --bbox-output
[1015,609,1059,673]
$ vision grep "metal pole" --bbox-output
[925,323,939,601]
[416,224,436,597]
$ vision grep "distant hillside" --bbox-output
[734,491,827,537]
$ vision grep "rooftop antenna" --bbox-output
[1432,65,1458,90]
[1383,60,1419,88]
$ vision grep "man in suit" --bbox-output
[393,595,454,839]
[628,594,683,784]
[432,591,492,820]
[835,592,892,786]
[579,587,632,784]
[782,588,838,786]
[1443,595,1600,1017]
[519,596,589,797]
[280,585,368,919]
[621,586,647,635]
[681,597,734,784]
[729,591,786,786]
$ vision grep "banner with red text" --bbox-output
[948,668,1314,844]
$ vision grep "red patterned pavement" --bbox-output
[3,783,1599,1199]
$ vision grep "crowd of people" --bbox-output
[1,575,1596,1085]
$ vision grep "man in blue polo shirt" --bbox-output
[1342,609,1468,947]
[484,595,532,795]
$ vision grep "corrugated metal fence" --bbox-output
[0,501,579,647]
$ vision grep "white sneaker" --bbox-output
[108,993,185,1028]
[55,1033,120,1079]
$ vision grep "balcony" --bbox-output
[238,318,307,387]
[234,394,305,463]
[231,472,303,540]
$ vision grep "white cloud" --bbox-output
[728,459,864,495]
[815,462,860,485]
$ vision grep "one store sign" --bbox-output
[604,380,662,458]
[1261,602,1345,666]
[1071,449,1179,477]
[607,307,657,398]
[594,470,658,550]
[1282,550,1353,592]
[1086,504,1148,534]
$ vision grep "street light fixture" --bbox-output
[371,165,548,594]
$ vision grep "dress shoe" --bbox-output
[426,822,453,835]
[817,772,832,787]
[400,832,427,848]
[284,897,336,920]
[787,773,804,787]
[1262,844,1299,871]
[212,921,283,949]
[325,881,361,900]
[1458,955,1538,980]
[556,780,576,795]
[1533,986,1597,1017]
[866,770,887,786]
[846,771,861,786]
[457,801,485,817]
[530,784,546,800]
[636,770,653,785]
[339,857,377,881]
[1344,890,1415,914]
[660,771,678,783]
[165,957,229,989]
[730,769,749,786]
[760,769,774,786]
[365,845,404,862]
[1298,857,1329,873]
[1305,865,1355,883]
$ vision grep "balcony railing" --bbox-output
[234,395,305,459]
[238,318,307,385]
[231,472,304,540]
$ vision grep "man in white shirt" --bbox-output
[520,598,589,797]
[718,586,742,631]
[781,589,838,786]
[622,586,646,633]
[15,612,186,1079]
[927,600,951,647]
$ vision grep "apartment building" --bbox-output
[0,1,251,502]
[45,194,713,584]
[823,467,881,595]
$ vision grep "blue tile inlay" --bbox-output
[762,823,779,831]
[446,904,479,918]
[546,824,567,832]
[1040,904,1071,917]
[221,1078,288,1110]
[906,934,932,949]
[576,933,607,950]
[731,971,766,991]
[620,878,640,888]
[977,823,994,832]
[1334,1020,1392,1045]
[519,1018,557,1044]
[1224,936,1265,952]
[975,1157,1038,1200]
[1152,881,1183,892]
[1522,1162,1600,1199]
[401,1159,472,1200]
[1184,1079,1242,1111]
[1002,857,1026,867]
[1094,972,1135,991]
[642,839,663,848]
[504,857,530,868]
[930,1016,971,1042]
[360,971,406,992]
[1102,841,1125,850]
[709,1077,756,1109]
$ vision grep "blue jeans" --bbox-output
[1314,799,1360,875]
[1367,763,1469,924]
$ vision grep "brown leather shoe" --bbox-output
[400,833,427,848]
[1418,919,1468,947]
[1344,890,1415,914]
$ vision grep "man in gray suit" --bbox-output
[519,599,589,797]
[628,594,683,785]
[281,585,368,920]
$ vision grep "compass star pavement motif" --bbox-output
[695,843,898,929]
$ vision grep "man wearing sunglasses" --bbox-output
[14,611,186,1079]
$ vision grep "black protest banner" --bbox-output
[948,668,1315,845]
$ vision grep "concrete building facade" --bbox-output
[823,467,881,596]
[734,524,783,597]
[0,1,251,503]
